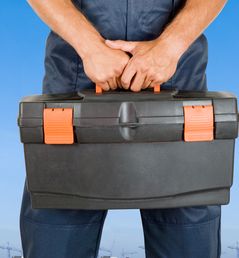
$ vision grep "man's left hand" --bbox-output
[105,39,182,92]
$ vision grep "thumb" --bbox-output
[105,39,137,53]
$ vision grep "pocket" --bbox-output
[138,0,175,37]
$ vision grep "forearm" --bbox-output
[27,0,103,58]
[157,0,227,57]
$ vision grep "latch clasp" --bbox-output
[43,108,74,144]
[184,105,214,142]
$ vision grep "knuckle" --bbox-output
[116,71,122,77]
[115,68,122,76]
[121,58,129,66]
[109,73,115,80]
[156,74,164,82]
[134,58,142,67]
[148,68,155,77]
[140,65,148,74]
[97,76,107,83]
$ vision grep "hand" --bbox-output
[80,41,130,91]
[105,39,182,92]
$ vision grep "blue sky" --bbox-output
[0,1,238,258]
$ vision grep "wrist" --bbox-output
[155,34,189,61]
[73,30,104,59]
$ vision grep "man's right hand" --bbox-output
[81,41,130,91]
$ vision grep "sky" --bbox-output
[0,1,238,258]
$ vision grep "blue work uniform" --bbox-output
[20,1,221,257]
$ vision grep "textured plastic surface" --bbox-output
[18,89,239,209]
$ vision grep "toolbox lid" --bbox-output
[18,89,239,144]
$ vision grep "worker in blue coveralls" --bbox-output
[21,0,227,257]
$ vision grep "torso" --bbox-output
[43,0,208,94]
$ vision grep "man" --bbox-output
[20,0,227,257]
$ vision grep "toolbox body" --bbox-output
[18,90,238,209]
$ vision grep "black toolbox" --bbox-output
[18,89,239,209]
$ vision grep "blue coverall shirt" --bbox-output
[20,1,221,257]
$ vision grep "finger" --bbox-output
[121,62,137,89]
[105,40,137,54]
[98,82,110,91]
[112,77,119,90]
[144,73,155,89]
[130,72,146,92]
[116,77,122,89]
[142,78,152,89]
[108,78,117,90]
[141,73,153,89]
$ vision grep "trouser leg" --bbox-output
[140,206,221,258]
[20,183,107,258]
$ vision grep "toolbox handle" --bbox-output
[20,86,171,103]
[95,84,161,94]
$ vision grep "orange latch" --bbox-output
[96,85,102,94]
[43,108,74,144]
[154,85,161,93]
[184,105,214,142]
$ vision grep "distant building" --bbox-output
[12,256,23,258]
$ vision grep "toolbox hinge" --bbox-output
[43,108,74,144]
[183,105,214,142]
